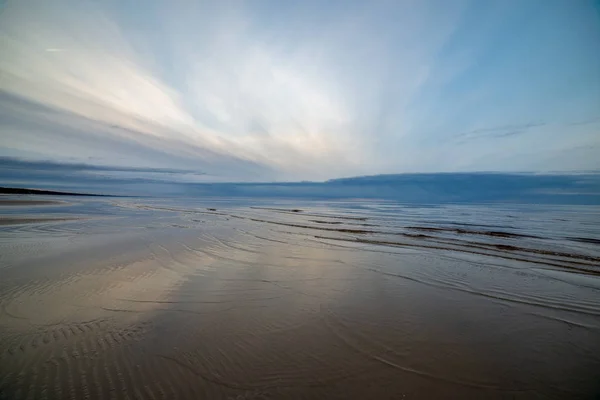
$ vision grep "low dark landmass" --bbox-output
[2,156,599,204]
[183,173,600,205]
[0,187,109,196]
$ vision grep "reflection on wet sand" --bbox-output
[0,197,599,399]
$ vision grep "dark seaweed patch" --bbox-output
[406,226,538,239]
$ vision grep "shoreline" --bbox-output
[0,187,111,196]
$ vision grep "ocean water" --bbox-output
[1,195,599,399]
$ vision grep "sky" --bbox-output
[0,0,599,182]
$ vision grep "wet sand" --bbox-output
[0,197,599,399]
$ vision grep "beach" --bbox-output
[1,196,599,399]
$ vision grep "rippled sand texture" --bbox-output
[1,196,599,399]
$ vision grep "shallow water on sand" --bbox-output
[1,196,599,399]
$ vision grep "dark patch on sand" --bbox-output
[396,231,600,265]
[568,237,600,245]
[251,207,368,221]
[295,212,367,221]
[314,235,600,275]
[251,207,303,213]
[309,220,343,225]
[406,226,538,239]
[247,217,373,234]
[402,233,433,239]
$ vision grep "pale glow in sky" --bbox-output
[0,0,599,181]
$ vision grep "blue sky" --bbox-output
[0,0,599,181]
